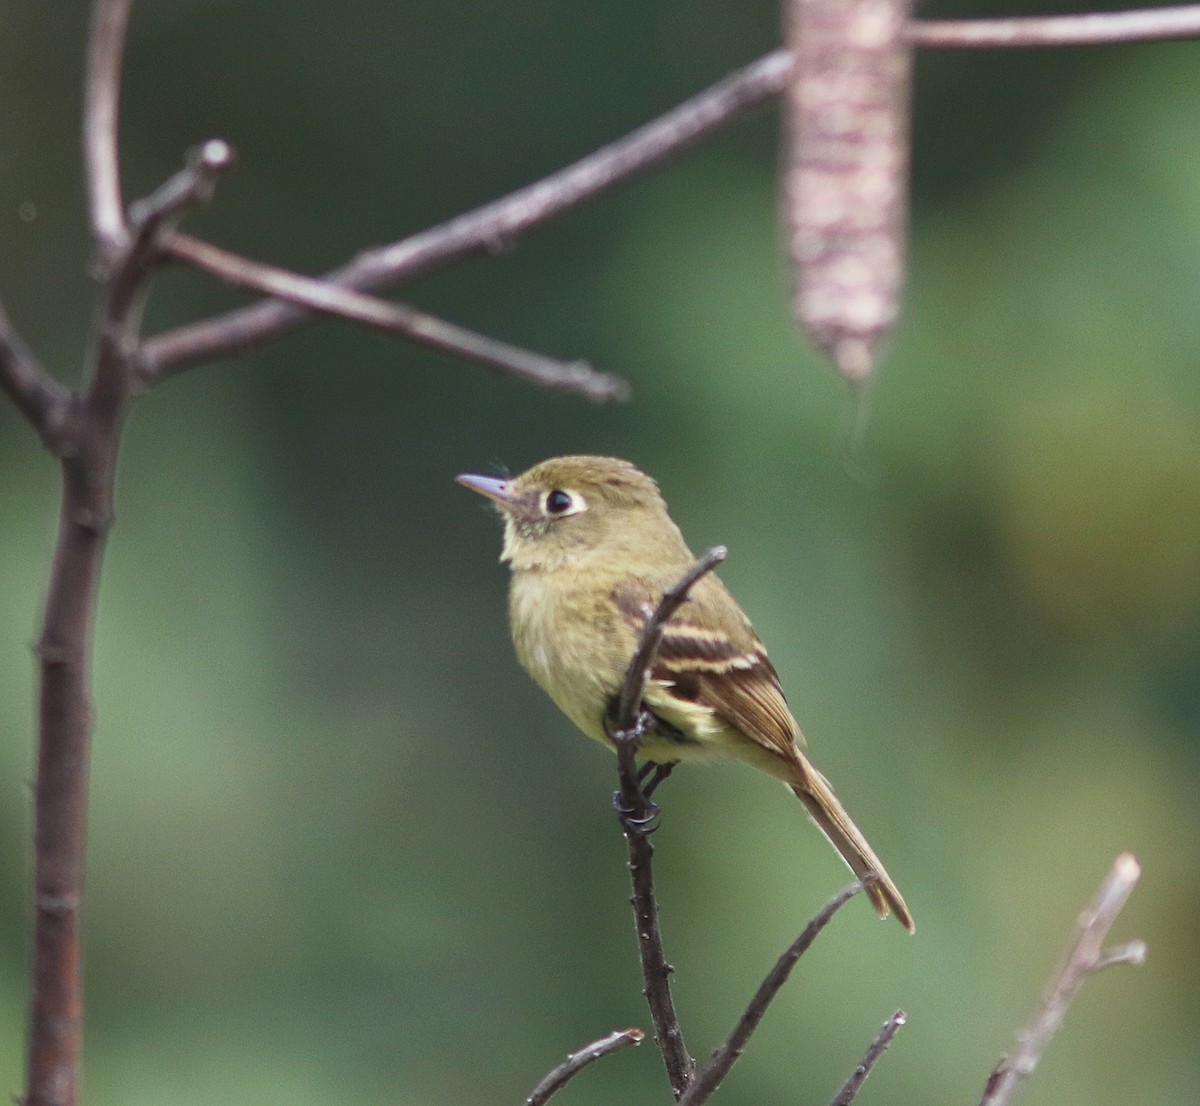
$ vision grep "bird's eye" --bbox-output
[544,489,575,515]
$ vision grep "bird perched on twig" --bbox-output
[458,454,913,932]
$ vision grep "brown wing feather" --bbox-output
[612,577,915,932]
[613,576,802,759]
[689,658,800,758]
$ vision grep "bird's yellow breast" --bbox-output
[508,567,731,763]
[509,568,623,744]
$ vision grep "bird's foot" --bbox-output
[612,788,661,837]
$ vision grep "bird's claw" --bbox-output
[612,789,662,836]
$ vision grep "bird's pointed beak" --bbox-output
[456,472,516,507]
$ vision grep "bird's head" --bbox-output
[457,455,685,571]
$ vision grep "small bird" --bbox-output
[457,455,914,932]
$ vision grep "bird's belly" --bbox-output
[509,575,726,763]
[509,577,616,745]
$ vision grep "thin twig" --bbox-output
[978,853,1146,1106]
[611,545,727,820]
[87,141,234,412]
[0,302,73,451]
[139,52,795,379]
[677,879,871,1106]
[128,141,234,241]
[608,546,728,1100]
[159,233,630,401]
[830,1010,907,1106]
[524,1028,645,1106]
[613,749,694,1101]
[909,4,1200,48]
[136,1,1200,379]
[614,545,729,733]
[83,0,133,261]
[130,1,1200,378]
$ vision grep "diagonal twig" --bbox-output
[83,0,133,262]
[978,852,1146,1106]
[677,878,871,1106]
[87,141,234,412]
[0,302,73,450]
[130,2,1200,379]
[157,233,630,401]
[608,545,728,1099]
[614,545,729,754]
[128,141,234,244]
[909,4,1200,48]
[139,52,795,378]
[524,1027,645,1106]
[830,1009,907,1106]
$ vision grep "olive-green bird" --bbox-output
[457,455,914,932]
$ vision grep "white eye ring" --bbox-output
[542,489,585,517]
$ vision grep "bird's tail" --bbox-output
[787,750,915,933]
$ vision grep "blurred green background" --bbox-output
[3,1,1199,1103]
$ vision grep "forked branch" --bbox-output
[137,5,1200,379]
[12,4,1179,1106]
[605,547,904,1105]
[606,547,728,1099]
[138,54,795,378]
[677,879,872,1106]
[159,234,628,401]
[978,853,1146,1106]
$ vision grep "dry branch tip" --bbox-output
[150,234,625,402]
[978,852,1146,1106]
[677,877,872,1106]
[830,1009,907,1106]
[128,139,234,240]
[524,1027,645,1106]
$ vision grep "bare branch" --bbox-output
[978,853,1146,1106]
[607,546,728,1100]
[909,4,1200,48]
[613,758,695,1100]
[830,1010,907,1106]
[123,8,1200,380]
[610,545,727,841]
[128,140,234,243]
[1091,939,1148,972]
[524,1028,645,1106]
[614,545,729,737]
[151,234,629,401]
[139,52,795,377]
[0,302,73,451]
[677,878,871,1106]
[26,130,234,1106]
[86,141,234,413]
[83,0,133,260]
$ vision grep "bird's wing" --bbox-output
[612,575,802,759]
